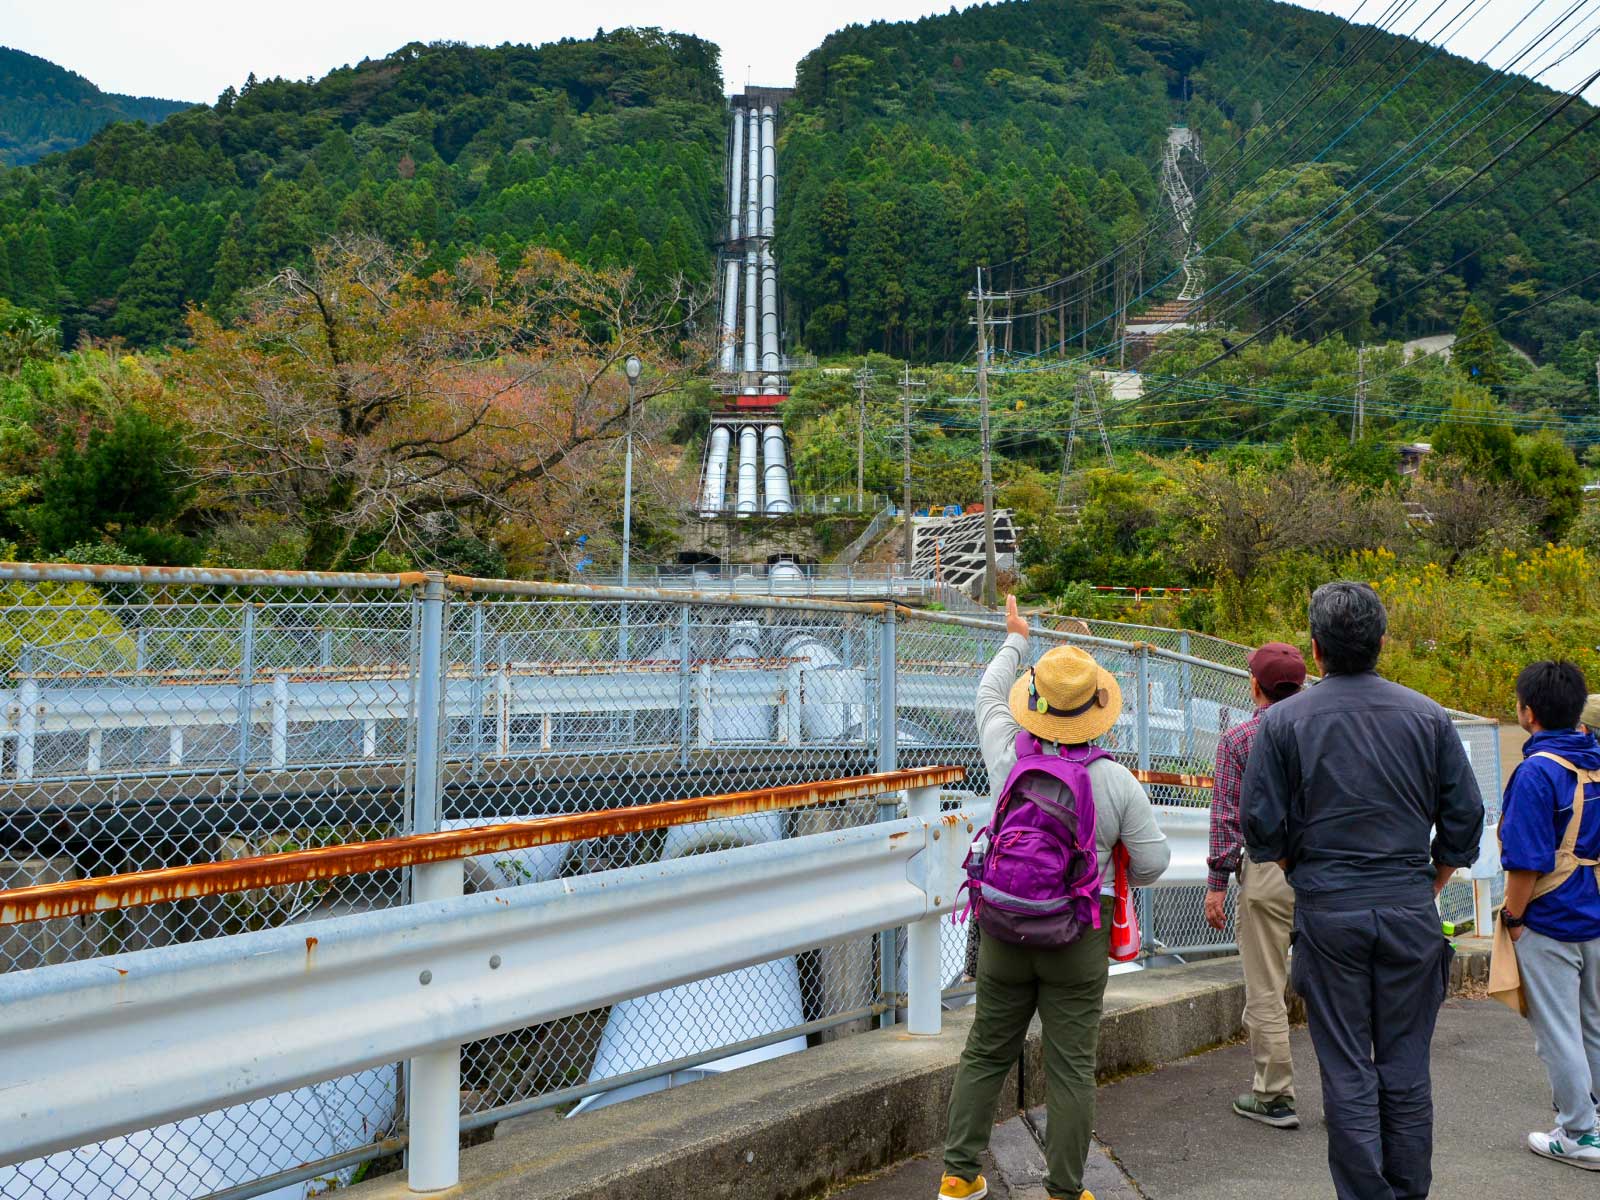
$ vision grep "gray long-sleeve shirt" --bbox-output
[975,633,1171,888]
[1241,671,1485,910]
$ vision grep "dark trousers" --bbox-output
[1291,901,1453,1200]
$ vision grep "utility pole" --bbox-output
[899,363,926,569]
[853,357,874,511]
[972,267,1003,607]
[1351,344,1368,443]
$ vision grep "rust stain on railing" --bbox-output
[1131,769,1214,789]
[0,766,967,927]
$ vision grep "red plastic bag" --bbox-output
[1109,842,1142,963]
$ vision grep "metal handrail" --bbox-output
[0,766,967,927]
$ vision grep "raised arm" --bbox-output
[975,596,1029,768]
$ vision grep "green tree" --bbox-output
[208,212,249,313]
[113,224,186,345]
[27,406,195,559]
[1453,301,1504,388]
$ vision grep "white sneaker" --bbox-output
[1529,1128,1600,1170]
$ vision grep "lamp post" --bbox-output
[620,355,641,659]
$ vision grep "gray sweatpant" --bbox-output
[1518,928,1600,1137]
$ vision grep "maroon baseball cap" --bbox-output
[1248,642,1307,701]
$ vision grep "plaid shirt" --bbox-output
[1208,706,1266,892]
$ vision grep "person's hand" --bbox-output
[1005,594,1029,639]
[1509,924,1524,943]
[1204,889,1228,931]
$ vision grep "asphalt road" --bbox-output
[833,998,1581,1199]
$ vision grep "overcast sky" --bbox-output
[2,0,1595,105]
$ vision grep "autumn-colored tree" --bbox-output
[174,237,704,572]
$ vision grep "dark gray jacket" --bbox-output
[1241,671,1484,910]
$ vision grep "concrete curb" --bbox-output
[348,944,1491,1200]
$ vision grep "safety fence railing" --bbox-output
[0,561,1501,1200]
[0,768,967,1197]
[573,559,929,599]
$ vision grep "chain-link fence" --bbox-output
[0,564,1501,1200]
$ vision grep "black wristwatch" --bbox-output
[1502,910,1526,930]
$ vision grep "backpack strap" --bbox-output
[1528,751,1600,902]
[1014,729,1041,760]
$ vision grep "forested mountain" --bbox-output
[0,47,191,166]
[776,0,1600,359]
[0,30,724,346]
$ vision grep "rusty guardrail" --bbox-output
[0,766,968,927]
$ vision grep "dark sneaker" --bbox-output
[1233,1092,1300,1128]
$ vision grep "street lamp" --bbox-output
[620,355,642,659]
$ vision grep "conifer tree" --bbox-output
[114,224,186,345]
[1453,300,1504,388]
[209,213,249,313]
[17,225,59,309]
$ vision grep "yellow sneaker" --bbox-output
[937,1175,988,1199]
[1048,1193,1095,1200]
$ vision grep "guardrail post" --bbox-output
[906,782,943,1035]
[407,571,461,1194]
[876,606,899,1027]
[16,652,37,781]
[270,673,289,770]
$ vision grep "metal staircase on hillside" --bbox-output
[1161,126,1205,303]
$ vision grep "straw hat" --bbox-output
[1583,693,1600,731]
[1008,644,1124,745]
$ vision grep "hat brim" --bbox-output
[1008,666,1124,745]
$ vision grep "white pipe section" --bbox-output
[763,424,793,515]
[718,258,740,373]
[700,425,731,516]
[744,109,760,243]
[727,108,744,242]
[760,105,776,239]
[736,425,760,517]
[742,249,758,378]
[760,245,779,373]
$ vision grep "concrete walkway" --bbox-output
[831,998,1586,1198]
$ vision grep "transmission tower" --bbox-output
[1056,374,1115,504]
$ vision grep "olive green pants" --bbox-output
[943,904,1111,1197]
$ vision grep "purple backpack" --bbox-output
[956,731,1108,947]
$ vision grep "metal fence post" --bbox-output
[1179,630,1195,764]
[677,605,692,768]
[470,603,486,768]
[905,781,942,1035]
[1134,644,1158,954]
[407,572,462,1193]
[876,606,899,1027]
[235,604,256,777]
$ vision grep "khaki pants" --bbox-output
[1238,858,1295,1101]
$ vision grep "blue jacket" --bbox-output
[1501,729,1600,943]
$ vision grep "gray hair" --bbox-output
[1308,581,1387,675]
